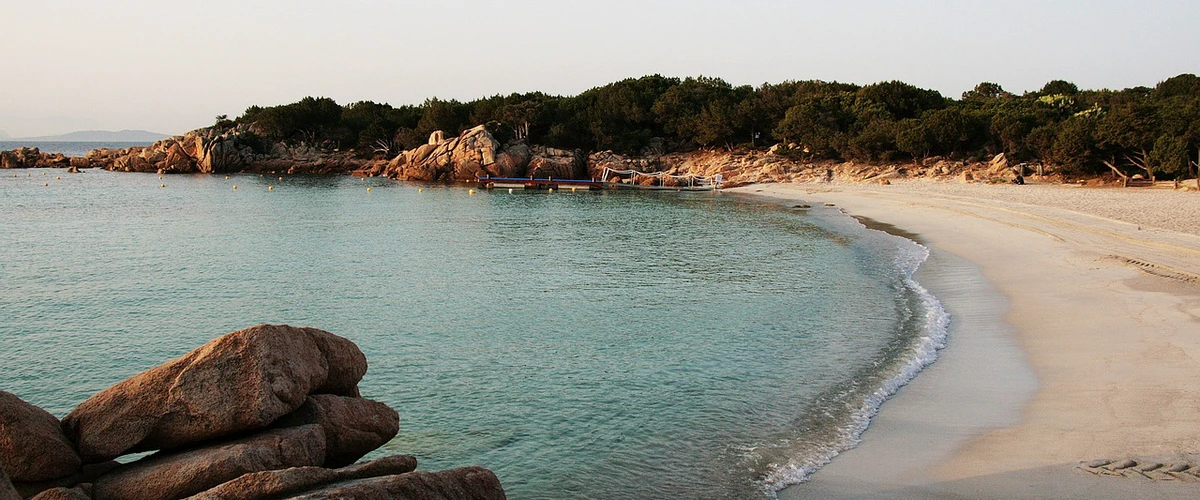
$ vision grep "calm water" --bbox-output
[0,170,946,498]
[0,141,151,156]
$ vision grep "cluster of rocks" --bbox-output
[88,128,368,175]
[366,126,586,182]
[1,128,368,176]
[0,324,505,500]
[584,147,1035,187]
[0,148,84,170]
[1078,457,1200,482]
[3,120,1043,186]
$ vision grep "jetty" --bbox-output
[477,168,722,192]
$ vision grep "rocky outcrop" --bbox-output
[288,467,506,500]
[187,455,417,500]
[93,425,327,500]
[271,395,399,468]
[583,147,1048,187]
[384,126,503,181]
[93,128,256,174]
[70,127,368,175]
[1,324,507,500]
[383,126,582,182]
[0,147,72,169]
[527,146,586,179]
[62,324,367,463]
[0,391,81,482]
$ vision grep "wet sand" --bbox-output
[730,182,1200,499]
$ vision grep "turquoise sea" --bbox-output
[0,169,946,499]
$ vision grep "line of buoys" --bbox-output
[160,184,166,188]
[268,186,274,191]
[159,176,163,180]
[418,188,424,193]
[278,177,283,181]
[366,187,371,192]
[44,182,49,186]
[56,176,61,180]
[469,189,476,195]
[508,188,513,193]
[225,176,230,180]
[548,188,554,193]
[233,185,238,190]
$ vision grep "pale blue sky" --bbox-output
[2,0,1197,137]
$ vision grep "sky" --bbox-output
[1,0,1197,137]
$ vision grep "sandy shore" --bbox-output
[728,181,1200,499]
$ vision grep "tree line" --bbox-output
[230,74,1200,179]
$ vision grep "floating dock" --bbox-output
[477,176,605,190]
[476,172,720,192]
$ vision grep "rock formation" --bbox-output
[62,324,367,463]
[87,127,368,175]
[92,425,328,500]
[283,467,506,500]
[0,324,504,500]
[2,120,1065,185]
[270,395,399,468]
[186,455,417,500]
[381,126,584,182]
[0,392,81,482]
[0,148,72,169]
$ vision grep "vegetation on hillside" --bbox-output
[231,74,1200,179]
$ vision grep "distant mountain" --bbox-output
[12,129,171,142]
[0,129,10,139]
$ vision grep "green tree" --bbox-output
[855,81,946,120]
[652,76,753,148]
[846,119,901,162]
[1154,73,1200,99]
[1037,80,1080,96]
[416,97,469,140]
[962,82,1012,101]
[774,93,856,157]
[895,119,932,159]
[1148,135,1189,177]
[922,107,987,155]
[1050,117,1096,174]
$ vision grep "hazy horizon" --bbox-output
[3,0,1198,137]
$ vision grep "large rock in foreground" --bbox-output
[291,466,506,500]
[273,395,399,468]
[62,324,367,462]
[0,391,81,481]
[93,425,327,500]
[188,454,417,500]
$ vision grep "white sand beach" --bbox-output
[728,181,1200,499]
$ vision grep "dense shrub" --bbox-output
[232,74,1200,178]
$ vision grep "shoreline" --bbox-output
[730,182,1200,499]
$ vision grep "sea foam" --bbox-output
[759,216,951,497]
